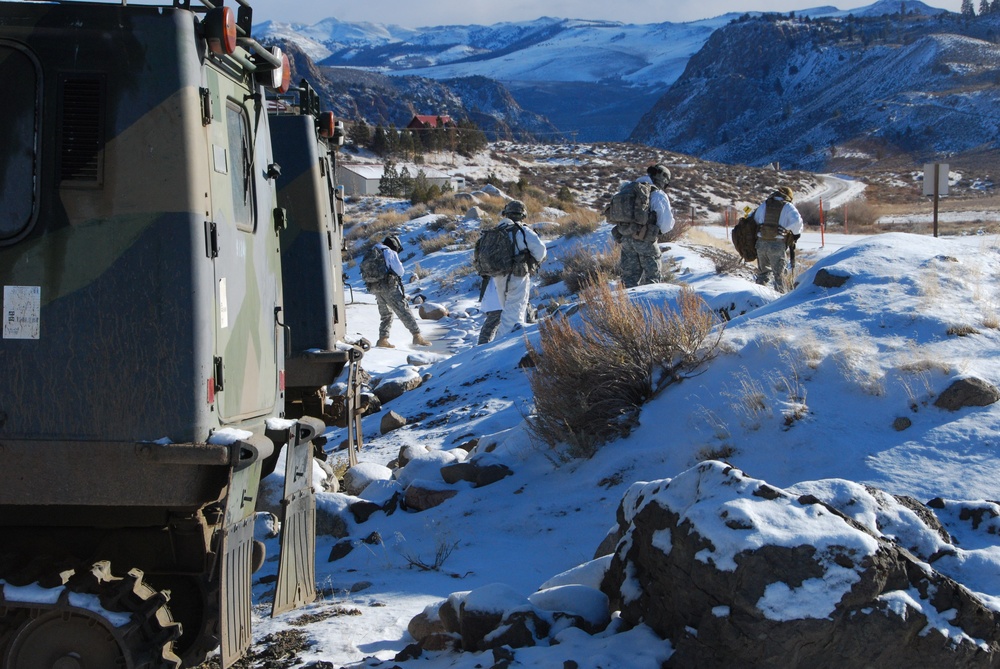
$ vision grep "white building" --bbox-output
[337,163,453,196]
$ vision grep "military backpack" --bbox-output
[360,246,392,287]
[608,180,658,241]
[474,223,531,277]
[731,215,759,262]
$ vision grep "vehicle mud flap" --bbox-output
[272,416,323,617]
[219,435,272,668]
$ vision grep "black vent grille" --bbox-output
[59,77,104,184]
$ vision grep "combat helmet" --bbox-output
[647,163,671,186]
[501,200,527,221]
[383,235,403,253]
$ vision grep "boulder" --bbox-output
[813,268,850,288]
[934,376,1000,411]
[404,479,459,511]
[342,461,393,496]
[418,302,449,320]
[374,376,423,404]
[600,461,1000,667]
[380,410,407,434]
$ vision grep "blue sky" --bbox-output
[248,0,958,27]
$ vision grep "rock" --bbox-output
[380,410,407,434]
[475,463,513,488]
[934,376,1000,411]
[407,351,446,366]
[813,268,850,288]
[398,444,429,469]
[600,462,1000,667]
[408,607,446,644]
[374,376,423,404]
[396,449,461,488]
[464,206,484,220]
[441,462,479,485]
[253,511,280,542]
[348,500,383,524]
[418,302,449,320]
[343,461,393,496]
[404,480,459,511]
[327,540,353,562]
[892,416,912,431]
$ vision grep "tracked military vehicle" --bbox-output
[0,0,359,667]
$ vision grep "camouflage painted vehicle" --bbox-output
[0,1,358,667]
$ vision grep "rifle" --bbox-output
[787,233,800,271]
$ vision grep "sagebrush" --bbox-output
[526,280,723,457]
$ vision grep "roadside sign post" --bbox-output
[923,162,948,238]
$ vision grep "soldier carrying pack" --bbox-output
[608,180,658,242]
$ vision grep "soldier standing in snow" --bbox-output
[362,235,431,348]
[752,186,803,292]
[615,164,675,287]
[492,200,547,337]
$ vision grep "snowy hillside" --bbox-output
[215,151,1000,667]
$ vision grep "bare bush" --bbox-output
[558,243,620,294]
[551,207,602,238]
[419,233,456,255]
[526,282,723,457]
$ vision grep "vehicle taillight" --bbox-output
[318,112,336,138]
[205,6,237,56]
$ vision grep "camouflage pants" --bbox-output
[619,237,661,288]
[478,310,502,345]
[755,238,788,291]
[373,284,420,339]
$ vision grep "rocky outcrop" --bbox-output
[600,462,1000,668]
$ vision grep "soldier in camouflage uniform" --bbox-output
[368,236,430,348]
[752,186,803,292]
[618,164,675,287]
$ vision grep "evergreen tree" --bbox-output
[456,119,488,156]
[379,159,400,197]
[372,125,389,156]
[397,166,413,198]
[980,0,990,15]
[961,0,976,17]
[348,121,371,148]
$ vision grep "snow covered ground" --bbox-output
[235,185,1000,668]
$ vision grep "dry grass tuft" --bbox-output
[553,243,621,294]
[526,282,723,457]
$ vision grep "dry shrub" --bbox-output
[552,207,602,238]
[526,282,723,457]
[345,210,407,244]
[419,233,456,255]
[558,242,620,293]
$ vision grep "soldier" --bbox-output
[615,164,675,288]
[361,235,430,348]
[477,276,503,345]
[752,186,803,292]
[492,200,547,337]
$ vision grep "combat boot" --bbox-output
[412,334,431,347]
[376,338,394,348]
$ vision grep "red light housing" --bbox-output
[318,112,336,138]
[278,52,291,94]
[205,6,237,56]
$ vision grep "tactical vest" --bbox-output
[759,197,786,241]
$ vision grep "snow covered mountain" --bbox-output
[256,1,986,154]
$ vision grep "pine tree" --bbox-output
[348,121,371,148]
[378,159,400,197]
[961,0,976,17]
[980,0,990,15]
[372,125,389,156]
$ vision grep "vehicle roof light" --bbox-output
[205,6,237,56]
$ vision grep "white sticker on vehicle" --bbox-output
[219,277,229,329]
[3,285,41,340]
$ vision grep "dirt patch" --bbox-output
[193,629,313,669]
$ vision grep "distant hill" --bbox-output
[256,2,1000,171]
[630,11,1000,170]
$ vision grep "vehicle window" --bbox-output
[0,43,40,244]
[226,101,254,232]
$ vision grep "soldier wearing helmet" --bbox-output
[614,163,675,288]
[751,186,803,292]
[480,199,547,340]
[368,235,430,348]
